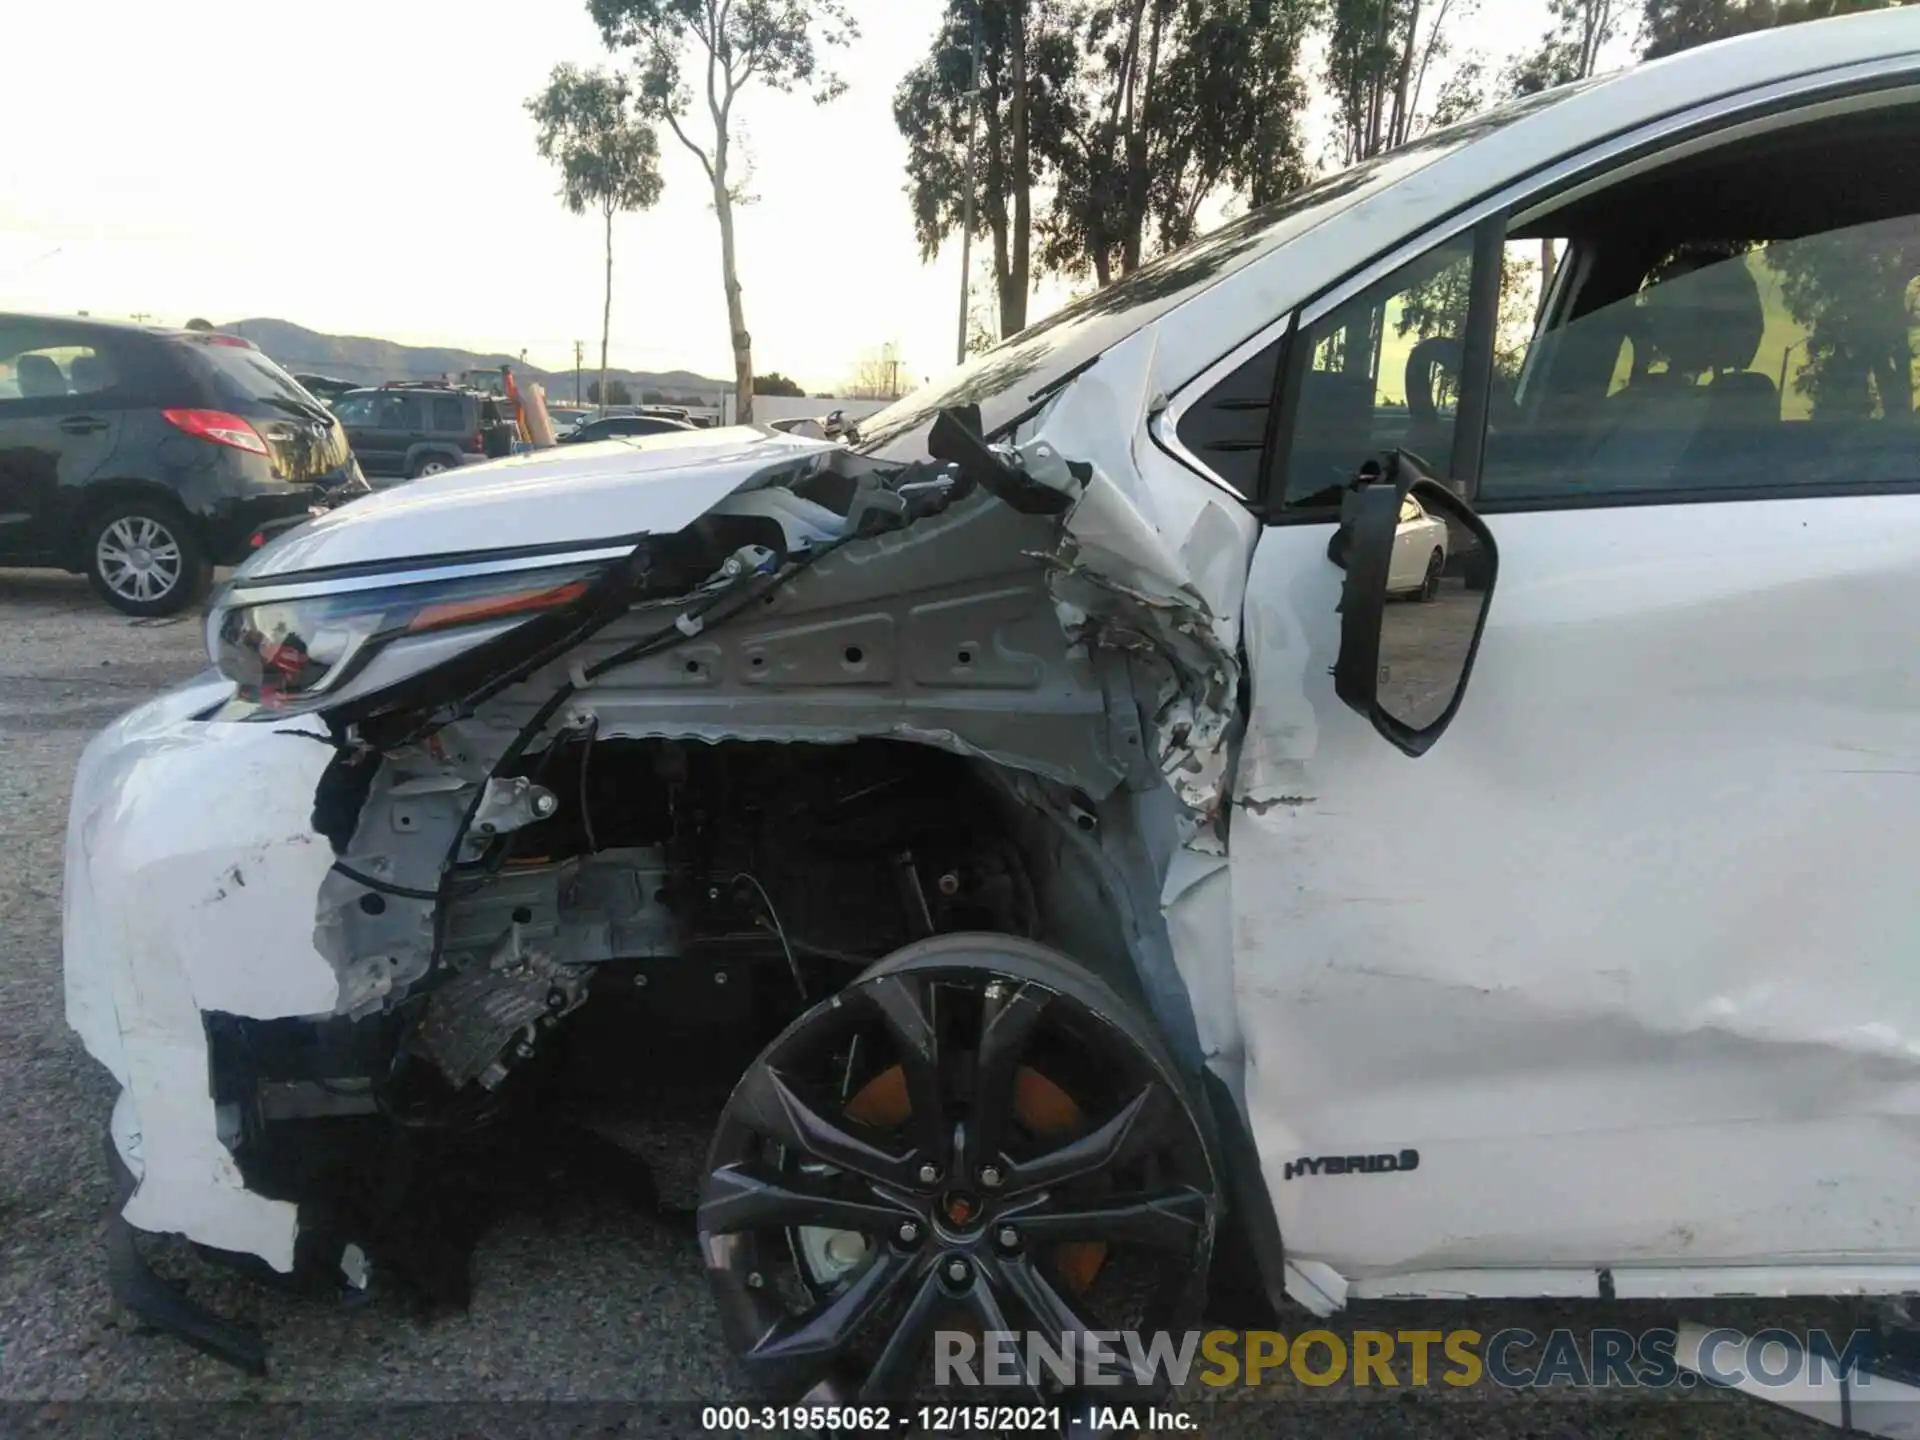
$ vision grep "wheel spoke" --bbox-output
[991,1252,1101,1357]
[745,1248,916,1395]
[857,1268,947,1403]
[864,974,947,1163]
[1009,1186,1208,1251]
[972,981,1047,1175]
[1004,1085,1156,1193]
[736,1063,917,1189]
[961,1266,1053,1405]
[700,1162,915,1236]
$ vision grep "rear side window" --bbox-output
[430,396,466,432]
[379,394,426,430]
[1484,213,1920,500]
[0,324,123,406]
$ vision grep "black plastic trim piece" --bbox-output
[1200,1069,1289,1322]
[1448,215,1508,493]
[103,1131,269,1375]
[1256,312,1309,517]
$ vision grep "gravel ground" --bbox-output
[0,567,1846,1438]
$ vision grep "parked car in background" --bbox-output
[1388,491,1449,599]
[330,382,517,482]
[0,313,365,614]
[556,413,697,444]
[291,374,358,407]
[546,404,591,437]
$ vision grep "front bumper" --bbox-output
[64,673,344,1270]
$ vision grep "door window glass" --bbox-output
[376,394,426,430]
[0,330,118,405]
[1486,190,1920,498]
[430,396,466,432]
[332,394,376,425]
[1277,231,1476,511]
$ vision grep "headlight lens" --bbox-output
[208,563,598,712]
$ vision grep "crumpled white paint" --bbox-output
[65,673,340,1269]
[1023,328,1248,833]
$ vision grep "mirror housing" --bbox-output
[1332,452,1498,757]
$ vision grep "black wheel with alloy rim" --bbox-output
[700,935,1218,1412]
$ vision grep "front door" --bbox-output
[1230,91,1920,1293]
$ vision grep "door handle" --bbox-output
[59,415,108,435]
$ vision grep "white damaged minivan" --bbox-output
[63,11,1920,1428]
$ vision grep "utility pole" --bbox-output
[956,7,982,366]
[573,341,584,405]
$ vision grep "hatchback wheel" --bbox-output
[85,504,210,617]
[701,934,1218,1412]
[412,455,453,478]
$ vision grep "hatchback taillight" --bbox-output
[162,408,269,455]
[464,430,485,455]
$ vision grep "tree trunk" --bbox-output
[1537,236,1557,322]
[1007,1,1031,334]
[714,170,752,425]
[1390,0,1421,149]
[1120,0,1163,275]
[600,204,613,416]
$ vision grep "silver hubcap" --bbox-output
[420,460,447,474]
[96,516,183,603]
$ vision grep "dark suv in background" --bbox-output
[0,314,366,615]
[330,383,518,483]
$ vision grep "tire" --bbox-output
[410,453,455,479]
[83,501,211,617]
[1417,547,1444,602]
[700,934,1219,1412]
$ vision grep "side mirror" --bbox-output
[1331,452,1498,757]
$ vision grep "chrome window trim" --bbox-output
[229,545,634,605]
[1150,54,1920,502]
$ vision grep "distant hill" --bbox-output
[223,318,731,403]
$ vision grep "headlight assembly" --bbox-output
[206,561,604,715]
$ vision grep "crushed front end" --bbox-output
[63,411,1258,1375]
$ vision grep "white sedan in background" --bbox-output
[1389,491,1449,598]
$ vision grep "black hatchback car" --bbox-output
[0,314,366,615]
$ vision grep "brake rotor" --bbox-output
[843,1062,1108,1293]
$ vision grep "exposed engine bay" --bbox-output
[224,739,1040,1109]
[204,735,1114,1302]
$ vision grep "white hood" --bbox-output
[241,426,840,579]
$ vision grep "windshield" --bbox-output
[854,82,1592,462]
